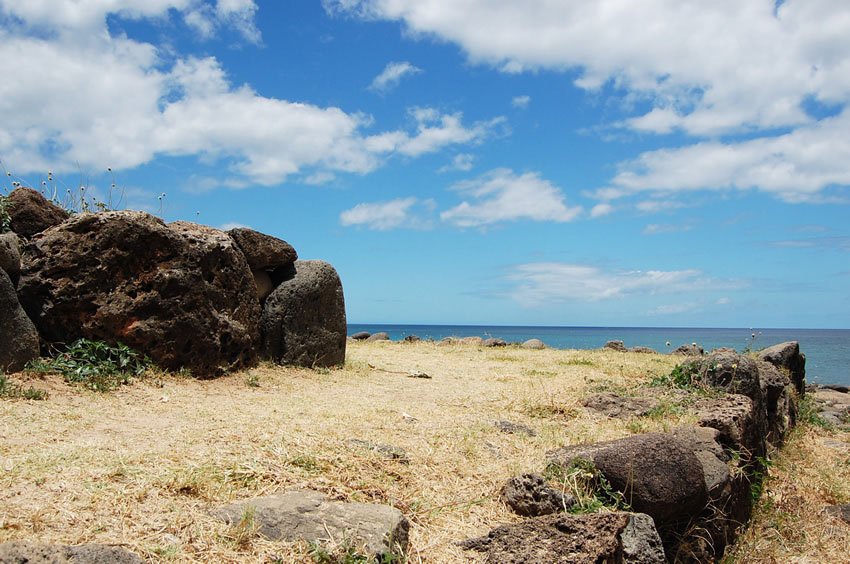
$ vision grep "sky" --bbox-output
[1,0,849,329]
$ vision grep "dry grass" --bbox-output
[2,340,842,562]
[723,421,850,563]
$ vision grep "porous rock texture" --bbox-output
[5,187,69,238]
[260,260,346,367]
[214,490,408,560]
[758,340,806,394]
[0,541,143,563]
[226,227,297,271]
[17,211,260,376]
[0,268,40,372]
[500,473,575,516]
[547,433,708,527]
[0,231,21,283]
[459,512,665,564]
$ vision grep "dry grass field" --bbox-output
[1,339,847,563]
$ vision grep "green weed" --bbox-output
[544,458,631,514]
[26,338,150,392]
[0,371,48,400]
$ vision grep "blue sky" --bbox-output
[1,0,849,328]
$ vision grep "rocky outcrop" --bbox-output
[350,331,371,340]
[18,211,260,376]
[482,337,507,347]
[500,473,575,516]
[459,512,665,564]
[5,187,69,238]
[214,490,408,561]
[758,341,806,394]
[0,541,143,563]
[548,433,707,527]
[0,269,40,372]
[260,260,346,367]
[522,338,546,349]
[604,340,627,352]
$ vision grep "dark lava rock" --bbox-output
[366,332,390,342]
[824,504,850,524]
[482,338,507,347]
[260,260,346,367]
[0,269,40,372]
[547,433,707,527]
[459,512,665,563]
[0,232,21,282]
[5,187,69,238]
[758,341,806,394]
[351,331,371,340]
[671,343,704,356]
[402,334,421,343]
[0,541,143,563]
[17,212,260,376]
[500,473,575,516]
[227,227,297,271]
[604,340,627,352]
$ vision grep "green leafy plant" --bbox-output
[0,371,48,400]
[797,394,832,429]
[27,339,150,392]
[544,458,631,513]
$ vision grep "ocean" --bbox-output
[347,324,850,386]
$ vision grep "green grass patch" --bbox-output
[0,371,48,400]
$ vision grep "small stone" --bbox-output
[501,473,575,516]
[494,420,537,436]
[350,331,371,340]
[482,338,507,347]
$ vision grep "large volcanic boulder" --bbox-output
[0,269,40,372]
[5,187,69,238]
[17,211,260,376]
[547,433,707,528]
[260,260,346,367]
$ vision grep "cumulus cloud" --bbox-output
[511,95,531,109]
[327,0,850,203]
[507,262,718,306]
[0,5,502,187]
[369,61,422,92]
[438,153,474,173]
[441,169,582,227]
[185,0,262,43]
[340,197,434,230]
[589,203,614,218]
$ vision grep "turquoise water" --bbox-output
[347,324,850,386]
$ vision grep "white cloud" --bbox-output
[606,110,850,203]
[441,169,582,227]
[220,221,250,230]
[185,0,261,43]
[327,0,850,136]
[340,197,434,230]
[511,95,531,109]
[327,0,850,203]
[716,297,731,305]
[438,153,474,173]
[635,199,687,213]
[369,61,422,92]
[0,8,502,188]
[507,262,716,306]
[648,302,702,316]
[642,222,694,235]
[589,203,614,218]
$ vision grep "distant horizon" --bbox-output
[348,322,850,331]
